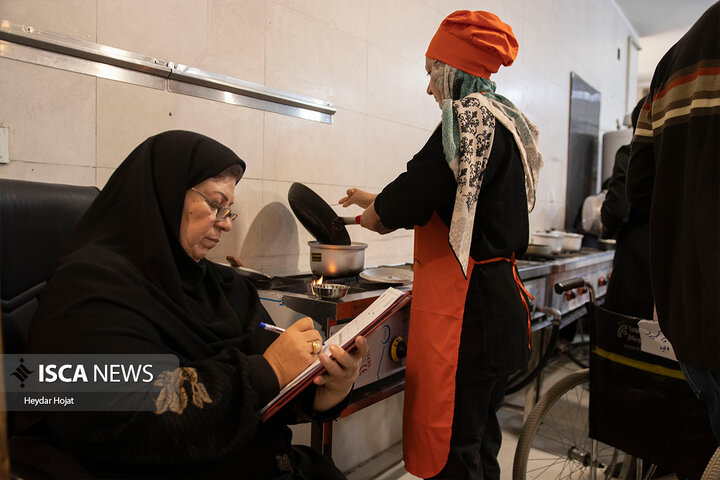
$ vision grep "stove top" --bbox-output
[257,274,398,296]
[254,250,614,336]
[247,263,414,295]
[521,247,601,262]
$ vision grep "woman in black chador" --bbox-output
[12,130,366,479]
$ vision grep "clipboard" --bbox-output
[260,287,412,421]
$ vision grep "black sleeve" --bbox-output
[280,384,350,425]
[627,99,656,214]
[627,140,656,214]
[374,128,457,229]
[601,145,631,238]
[32,298,280,465]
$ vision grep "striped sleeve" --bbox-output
[636,60,720,139]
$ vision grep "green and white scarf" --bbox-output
[431,62,543,276]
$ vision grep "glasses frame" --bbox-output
[190,188,237,223]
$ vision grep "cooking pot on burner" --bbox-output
[309,241,367,277]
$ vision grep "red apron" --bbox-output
[402,213,532,478]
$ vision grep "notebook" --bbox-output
[259,287,411,421]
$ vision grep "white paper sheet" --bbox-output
[260,287,406,416]
[638,319,678,361]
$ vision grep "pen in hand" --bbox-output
[259,322,326,347]
[259,322,285,334]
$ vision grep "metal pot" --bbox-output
[532,231,564,253]
[526,243,553,257]
[308,241,367,277]
[557,232,584,251]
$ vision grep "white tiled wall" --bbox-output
[0,0,638,471]
[0,1,638,274]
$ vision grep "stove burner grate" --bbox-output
[251,273,397,295]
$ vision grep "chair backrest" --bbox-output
[0,178,99,354]
[588,304,717,478]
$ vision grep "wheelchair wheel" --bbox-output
[513,368,627,480]
[702,447,720,480]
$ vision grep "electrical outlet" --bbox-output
[0,126,8,164]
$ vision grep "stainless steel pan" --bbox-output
[308,241,367,277]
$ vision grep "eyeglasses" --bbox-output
[190,188,237,223]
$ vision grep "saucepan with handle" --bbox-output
[287,182,367,277]
[288,182,362,245]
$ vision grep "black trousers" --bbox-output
[428,377,507,480]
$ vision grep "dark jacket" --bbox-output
[601,144,653,318]
[626,4,720,371]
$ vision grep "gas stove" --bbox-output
[518,248,615,328]
[254,250,613,333]
[254,269,409,330]
[250,268,412,390]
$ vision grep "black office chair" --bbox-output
[1,178,99,353]
[1,178,99,479]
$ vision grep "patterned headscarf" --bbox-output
[430,60,543,276]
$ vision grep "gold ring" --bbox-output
[311,341,322,355]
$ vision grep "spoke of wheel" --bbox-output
[535,428,573,448]
[526,456,571,478]
[542,404,581,446]
[520,373,606,480]
[528,455,570,461]
[570,386,587,443]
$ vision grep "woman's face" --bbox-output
[425,57,442,108]
[179,176,236,262]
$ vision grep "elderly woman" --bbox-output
[340,11,542,480]
[13,130,366,479]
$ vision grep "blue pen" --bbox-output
[259,322,285,334]
[259,322,326,346]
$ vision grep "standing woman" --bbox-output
[341,11,542,479]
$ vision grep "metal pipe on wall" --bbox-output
[0,20,336,124]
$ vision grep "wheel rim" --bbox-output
[520,374,623,479]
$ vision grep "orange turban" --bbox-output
[426,10,518,79]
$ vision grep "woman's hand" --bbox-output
[312,336,369,412]
[263,317,323,389]
[339,188,377,209]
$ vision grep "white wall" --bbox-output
[0,0,638,471]
[636,27,687,94]
[1,0,637,275]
